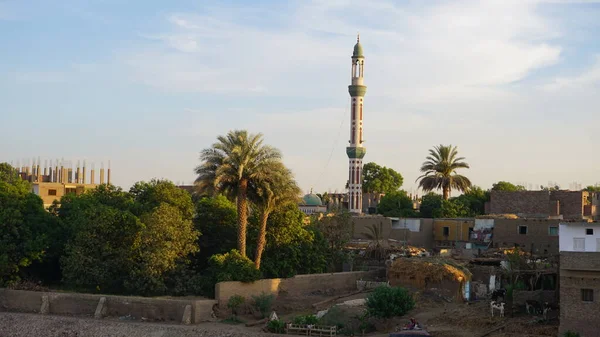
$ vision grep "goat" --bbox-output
[490,288,507,301]
[525,300,542,315]
[490,301,505,317]
[543,302,559,321]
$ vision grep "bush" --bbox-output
[251,292,275,318]
[227,295,245,317]
[208,249,261,283]
[293,314,319,325]
[564,331,580,337]
[366,286,415,319]
[267,319,286,334]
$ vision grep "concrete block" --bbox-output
[40,295,49,314]
[94,297,106,319]
[181,305,192,325]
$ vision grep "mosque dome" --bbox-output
[302,193,323,206]
[353,42,364,57]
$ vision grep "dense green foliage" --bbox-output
[492,181,526,192]
[376,190,416,217]
[59,181,199,295]
[267,319,287,333]
[227,294,245,317]
[362,162,404,194]
[207,249,261,283]
[0,163,55,285]
[293,314,319,325]
[195,130,283,257]
[314,211,354,271]
[366,286,415,319]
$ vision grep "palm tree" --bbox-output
[195,130,282,257]
[362,222,386,261]
[416,144,471,200]
[250,162,301,269]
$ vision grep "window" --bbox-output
[574,238,586,252]
[581,289,594,302]
[48,189,57,196]
[443,227,450,236]
[65,188,77,195]
[586,228,594,235]
[518,226,528,235]
[548,227,558,236]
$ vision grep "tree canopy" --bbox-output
[195,130,283,257]
[491,181,526,192]
[376,190,416,217]
[417,144,471,200]
[362,162,404,194]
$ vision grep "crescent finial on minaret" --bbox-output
[357,32,360,43]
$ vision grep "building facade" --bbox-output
[346,35,367,214]
[488,190,598,220]
[559,221,600,336]
[12,158,110,208]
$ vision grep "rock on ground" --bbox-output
[0,312,271,337]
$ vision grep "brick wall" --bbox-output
[352,216,433,250]
[489,191,550,217]
[492,218,560,254]
[551,191,586,220]
[215,271,379,305]
[559,252,600,337]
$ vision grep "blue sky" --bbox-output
[2,0,600,195]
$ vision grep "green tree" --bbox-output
[417,144,471,200]
[419,193,470,218]
[129,179,194,220]
[452,186,490,216]
[418,193,442,218]
[0,164,54,285]
[362,162,404,194]
[315,212,354,271]
[366,286,415,319]
[193,195,238,269]
[491,181,526,192]
[250,163,301,269]
[195,130,282,257]
[583,185,600,192]
[376,190,416,217]
[60,183,199,295]
[249,204,328,278]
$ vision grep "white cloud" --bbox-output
[114,0,600,192]
[541,55,600,91]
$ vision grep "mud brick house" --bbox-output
[559,221,600,337]
[488,190,599,220]
[492,218,561,254]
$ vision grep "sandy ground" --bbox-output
[0,312,271,337]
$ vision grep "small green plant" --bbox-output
[227,295,245,319]
[267,319,286,334]
[251,292,275,318]
[293,314,319,325]
[366,286,415,319]
[563,331,580,337]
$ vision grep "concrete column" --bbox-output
[82,160,86,184]
[40,295,50,314]
[94,297,106,319]
[181,304,192,324]
[100,168,105,185]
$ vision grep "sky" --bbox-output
[1,0,600,195]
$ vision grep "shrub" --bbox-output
[293,314,319,325]
[208,249,261,283]
[227,295,245,318]
[267,319,286,334]
[366,286,415,319]
[564,331,580,337]
[251,292,275,318]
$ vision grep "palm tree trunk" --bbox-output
[254,210,269,269]
[237,179,248,257]
[443,187,450,200]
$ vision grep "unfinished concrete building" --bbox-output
[12,157,112,208]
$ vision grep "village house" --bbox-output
[559,221,600,337]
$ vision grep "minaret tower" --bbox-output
[346,34,367,214]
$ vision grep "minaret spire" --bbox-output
[346,36,367,214]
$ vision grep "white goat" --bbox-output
[490,301,505,317]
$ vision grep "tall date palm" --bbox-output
[195,130,282,257]
[416,144,471,200]
[250,162,301,269]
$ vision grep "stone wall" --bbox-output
[492,218,560,254]
[0,289,216,324]
[215,271,379,305]
[352,216,433,249]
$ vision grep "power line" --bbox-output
[313,101,348,190]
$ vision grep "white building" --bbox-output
[559,221,600,252]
